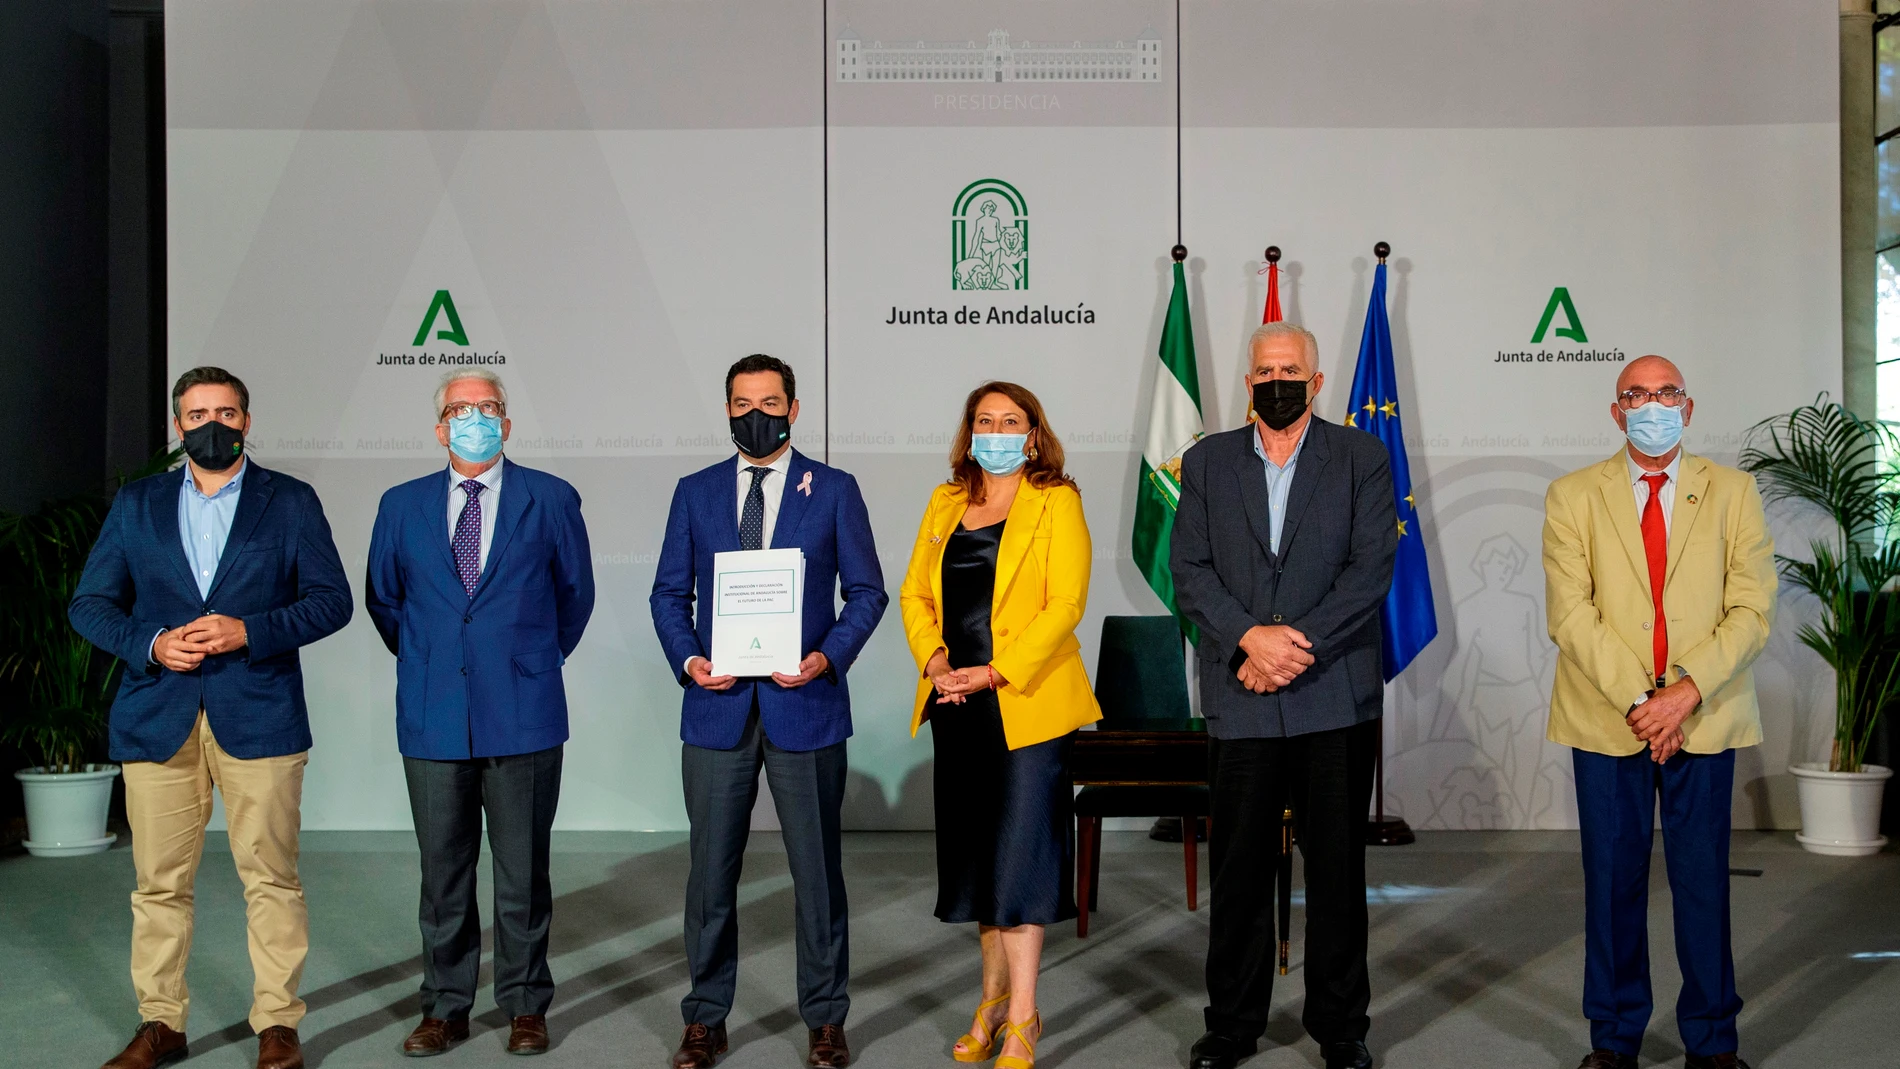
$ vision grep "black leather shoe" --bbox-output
[1188,1031,1257,1069]
[1685,1055,1751,1069]
[1577,1052,1638,1069]
[1323,1039,1372,1069]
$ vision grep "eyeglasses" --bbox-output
[441,400,505,421]
[1616,388,1688,410]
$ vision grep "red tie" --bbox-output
[1640,472,1669,683]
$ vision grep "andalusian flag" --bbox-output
[1134,257,1203,636]
[1346,261,1438,678]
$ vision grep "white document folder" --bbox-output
[711,548,805,677]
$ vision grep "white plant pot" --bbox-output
[14,764,120,857]
[1789,763,1892,857]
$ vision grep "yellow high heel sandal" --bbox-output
[994,1013,1040,1069]
[951,993,1010,1062]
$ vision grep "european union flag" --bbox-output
[1345,261,1438,680]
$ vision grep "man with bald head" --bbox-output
[1172,322,1397,1069]
[1542,356,1776,1069]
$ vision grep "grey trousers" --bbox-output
[402,745,563,1020]
[681,713,849,1030]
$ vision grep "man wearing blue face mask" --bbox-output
[365,369,596,1057]
[1542,355,1776,1069]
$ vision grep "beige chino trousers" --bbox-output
[121,711,308,1033]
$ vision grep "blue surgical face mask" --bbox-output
[970,433,1028,476]
[1622,401,1684,458]
[447,410,504,463]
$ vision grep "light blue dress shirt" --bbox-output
[1250,420,1310,556]
[150,459,247,663]
[445,460,504,573]
[180,458,247,598]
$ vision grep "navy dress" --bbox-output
[931,519,1077,926]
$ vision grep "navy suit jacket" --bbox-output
[1170,418,1398,739]
[365,459,595,760]
[69,463,354,761]
[650,450,888,752]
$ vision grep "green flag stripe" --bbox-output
[1132,459,1178,608]
[1158,262,1202,414]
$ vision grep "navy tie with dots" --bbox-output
[739,466,770,551]
[452,479,485,596]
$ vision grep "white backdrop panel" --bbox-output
[168,0,1841,830]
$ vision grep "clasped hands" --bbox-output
[686,651,830,691]
[1234,624,1314,694]
[153,614,247,672]
[925,649,1006,705]
[1629,675,1701,764]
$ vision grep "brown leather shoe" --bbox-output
[1686,1055,1752,1069]
[1577,1052,1637,1069]
[506,1015,549,1055]
[102,1022,188,1069]
[402,1017,470,1056]
[671,1022,728,1068]
[255,1026,304,1069]
[807,1024,849,1068]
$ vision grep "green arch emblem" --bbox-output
[951,178,1029,290]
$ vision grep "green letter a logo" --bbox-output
[1531,287,1587,344]
[749,638,762,650]
[412,289,469,346]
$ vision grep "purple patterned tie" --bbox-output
[452,479,485,596]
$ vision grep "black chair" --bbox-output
[1074,615,1209,937]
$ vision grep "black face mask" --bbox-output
[181,420,245,471]
[1252,378,1312,431]
[730,408,791,459]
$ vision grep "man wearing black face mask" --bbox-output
[1169,322,1398,1069]
[70,366,352,1069]
[650,354,888,1069]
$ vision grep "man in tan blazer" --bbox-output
[1542,355,1775,1069]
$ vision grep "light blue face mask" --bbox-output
[970,433,1029,476]
[447,410,504,463]
[1623,401,1684,458]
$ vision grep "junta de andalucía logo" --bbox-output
[952,179,1028,291]
[377,289,506,367]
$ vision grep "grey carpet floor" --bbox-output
[1,831,1895,1068]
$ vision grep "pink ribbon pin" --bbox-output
[797,471,813,497]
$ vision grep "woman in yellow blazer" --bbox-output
[900,380,1100,1069]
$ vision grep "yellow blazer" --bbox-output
[899,479,1102,750]
[1541,451,1777,756]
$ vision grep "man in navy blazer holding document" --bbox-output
[365,368,595,1057]
[650,354,887,1069]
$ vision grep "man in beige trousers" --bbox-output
[70,368,354,1069]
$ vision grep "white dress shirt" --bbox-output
[1626,450,1684,704]
[1627,451,1681,539]
[447,460,505,574]
[686,450,794,676]
[735,448,793,549]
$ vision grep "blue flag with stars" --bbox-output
[1345,262,1437,680]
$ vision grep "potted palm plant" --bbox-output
[1,496,120,856]
[1740,398,1898,856]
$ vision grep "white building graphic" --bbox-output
[835,25,1163,83]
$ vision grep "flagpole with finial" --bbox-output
[1261,245,1282,324]
[1365,239,1418,848]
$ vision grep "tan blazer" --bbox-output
[899,480,1102,750]
[1541,451,1777,756]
